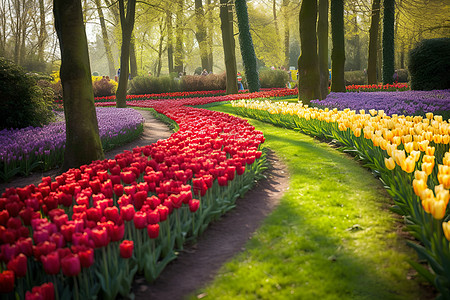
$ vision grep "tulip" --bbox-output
[91,227,109,248]
[7,253,27,277]
[78,248,94,268]
[0,270,15,293]
[147,210,160,224]
[61,253,81,277]
[119,240,134,259]
[120,204,135,221]
[133,211,147,229]
[110,224,125,242]
[188,199,200,212]
[443,221,450,241]
[147,224,159,239]
[41,251,60,275]
[25,282,55,300]
[104,206,120,224]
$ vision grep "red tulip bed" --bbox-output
[345,83,409,92]
[0,96,267,299]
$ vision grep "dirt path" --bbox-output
[131,149,289,300]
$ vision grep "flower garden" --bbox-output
[1,85,450,299]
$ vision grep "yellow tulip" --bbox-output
[415,170,428,181]
[422,155,435,164]
[418,140,430,152]
[430,199,446,220]
[413,178,427,197]
[422,162,434,175]
[422,196,433,213]
[433,134,443,144]
[436,188,450,207]
[426,112,434,120]
[426,146,435,156]
[384,157,396,170]
[401,156,416,173]
[434,115,443,123]
[410,150,421,162]
[442,221,450,241]
[443,135,450,144]
[404,142,414,153]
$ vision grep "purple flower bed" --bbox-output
[0,108,144,180]
[311,89,450,116]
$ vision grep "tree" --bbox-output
[130,33,138,78]
[282,0,290,69]
[37,0,46,62]
[330,0,345,92]
[174,0,184,74]
[116,0,136,108]
[235,0,260,92]
[318,0,328,100]
[382,0,395,84]
[166,10,174,74]
[195,0,210,72]
[53,0,104,170]
[94,0,116,77]
[367,0,380,84]
[298,0,320,103]
[220,0,238,94]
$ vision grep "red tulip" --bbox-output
[147,224,159,239]
[25,282,55,300]
[61,254,81,277]
[16,237,33,256]
[119,240,134,259]
[120,204,135,221]
[147,210,160,225]
[0,210,9,226]
[113,184,124,197]
[86,207,102,222]
[7,253,27,277]
[218,176,228,186]
[110,224,125,242]
[104,206,120,224]
[41,251,60,275]
[91,228,109,248]
[33,241,57,260]
[158,205,169,221]
[133,191,147,210]
[78,248,94,268]
[120,171,136,184]
[188,199,200,213]
[0,270,15,293]
[133,211,147,229]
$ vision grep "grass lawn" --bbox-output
[189,103,432,300]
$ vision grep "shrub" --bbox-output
[93,77,117,97]
[344,70,366,85]
[409,38,450,90]
[0,58,55,129]
[396,69,409,83]
[257,69,289,88]
[180,73,226,91]
[128,75,181,94]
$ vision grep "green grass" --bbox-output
[189,104,431,300]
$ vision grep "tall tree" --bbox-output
[382,0,395,84]
[235,0,260,92]
[37,0,46,62]
[53,0,104,170]
[220,0,238,94]
[116,0,136,108]
[273,0,279,36]
[195,0,210,71]
[166,10,174,74]
[367,0,381,84]
[297,0,320,103]
[318,0,328,100]
[330,0,345,92]
[174,0,184,74]
[94,0,116,77]
[282,0,290,69]
[206,0,214,72]
[130,33,138,78]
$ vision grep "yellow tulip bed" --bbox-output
[231,99,450,296]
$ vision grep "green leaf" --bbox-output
[407,258,435,285]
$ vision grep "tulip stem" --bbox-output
[102,247,110,293]
[73,276,79,300]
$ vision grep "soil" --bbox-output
[1,109,290,300]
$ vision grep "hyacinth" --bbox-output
[0,107,144,168]
[311,89,450,116]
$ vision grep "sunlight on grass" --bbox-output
[189,104,431,300]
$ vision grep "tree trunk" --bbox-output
[318,0,328,100]
[94,0,116,77]
[220,0,238,94]
[273,0,279,36]
[38,0,46,62]
[174,0,184,74]
[377,26,382,82]
[367,0,380,84]
[330,0,345,92]
[166,10,174,74]
[53,0,104,170]
[353,14,361,70]
[206,0,214,72]
[235,0,260,92]
[116,0,136,108]
[195,0,210,71]
[298,0,320,103]
[282,0,290,69]
[156,18,164,77]
[400,40,404,69]
[130,33,138,78]
[382,0,395,84]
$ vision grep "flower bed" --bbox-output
[345,83,409,92]
[232,98,450,297]
[0,108,145,182]
[312,89,450,117]
[0,97,266,299]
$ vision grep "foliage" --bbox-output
[257,69,289,88]
[409,38,450,91]
[92,77,118,97]
[0,58,55,129]
[345,70,366,85]
[180,73,226,91]
[128,75,181,94]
